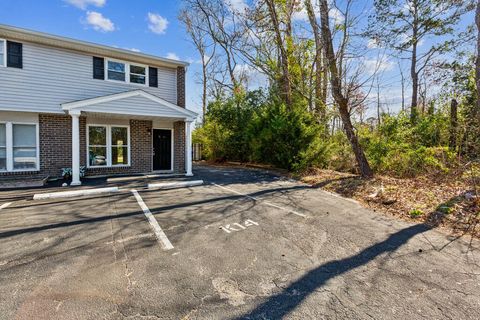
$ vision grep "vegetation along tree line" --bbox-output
[180,0,480,180]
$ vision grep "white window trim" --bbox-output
[104,58,149,87]
[0,121,40,172]
[87,124,131,169]
[151,127,174,172]
[0,39,6,68]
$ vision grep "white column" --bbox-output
[70,112,82,186]
[185,120,193,176]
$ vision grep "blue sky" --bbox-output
[0,0,476,119]
[0,0,204,114]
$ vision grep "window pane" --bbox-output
[89,126,106,145]
[13,147,36,170]
[108,61,125,72]
[108,70,126,81]
[112,146,128,165]
[130,74,146,84]
[111,127,128,146]
[13,124,36,147]
[89,147,107,166]
[130,65,145,75]
[0,147,5,170]
[0,123,5,146]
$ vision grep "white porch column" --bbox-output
[70,111,82,186]
[185,120,193,176]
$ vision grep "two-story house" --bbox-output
[0,24,197,186]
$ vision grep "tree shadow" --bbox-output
[310,176,366,197]
[236,223,430,320]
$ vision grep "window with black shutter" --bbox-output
[149,67,158,87]
[7,41,22,69]
[93,56,105,80]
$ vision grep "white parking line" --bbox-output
[131,189,174,250]
[0,202,12,210]
[212,183,307,218]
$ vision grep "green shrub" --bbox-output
[409,208,424,217]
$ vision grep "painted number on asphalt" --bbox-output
[220,219,259,234]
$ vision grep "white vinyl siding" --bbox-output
[0,42,178,114]
[83,94,186,118]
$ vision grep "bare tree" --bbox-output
[318,0,373,178]
[477,0,480,116]
[305,0,327,122]
[370,0,475,122]
[179,8,215,121]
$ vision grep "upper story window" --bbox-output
[129,64,146,84]
[107,60,126,82]
[105,58,147,86]
[0,39,5,67]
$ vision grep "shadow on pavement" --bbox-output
[236,223,430,319]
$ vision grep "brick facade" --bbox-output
[0,114,186,181]
[177,66,186,108]
[173,121,186,173]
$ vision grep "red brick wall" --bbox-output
[177,66,186,108]
[0,115,186,180]
[174,121,185,173]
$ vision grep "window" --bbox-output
[88,126,107,167]
[107,60,126,82]
[0,122,39,172]
[111,127,129,165]
[88,125,130,167]
[0,39,5,67]
[129,64,146,84]
[105,59,148,85]
[0,124,5,170]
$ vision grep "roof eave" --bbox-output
[0,24,190,68]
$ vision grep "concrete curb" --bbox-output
[148,180,204,190]
[33,187,120,200]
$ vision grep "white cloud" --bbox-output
[224,0,248,13]
[147,13,168,35]
[367,38,380,49]
[65,0,105,10]
[125,48,141,52]
[292,2,343,24]
[166,52,180,60]
[85,11,115,32]
[364,57,394,75]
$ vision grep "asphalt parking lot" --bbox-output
[0,164,479,319]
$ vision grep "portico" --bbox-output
[61,90,197,185]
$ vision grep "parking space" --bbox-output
[0,164,480,319]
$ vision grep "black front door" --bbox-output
[153,129,172,171]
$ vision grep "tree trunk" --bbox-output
[449,98,458,151]
[318,0,373,178]
[377,78,381,125]
[305,0,326,123]
[410,3,419,122]
[202,57,207,121]
[265,0,292,107]
[476,0,480,117]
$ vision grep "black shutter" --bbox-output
[149,67,158,87]
[93,56,105,80]
[7,41,22,69]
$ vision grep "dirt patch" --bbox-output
[299,167,480,238]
